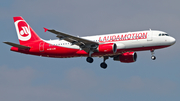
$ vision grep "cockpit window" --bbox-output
[159,33,169,36]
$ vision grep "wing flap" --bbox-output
[3,42,30,49]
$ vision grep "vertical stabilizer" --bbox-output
[13,16,41,45]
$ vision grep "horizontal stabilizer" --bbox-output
[3,42,30,49]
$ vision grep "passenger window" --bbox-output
[159,34,161,36]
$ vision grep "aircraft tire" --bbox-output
[86,57,93,63]
[151,56,156,60]
[100,62,107,69]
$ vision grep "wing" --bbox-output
[3,42,30,49]
[44,28,99,53]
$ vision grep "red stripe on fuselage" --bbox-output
[11,41,170,58]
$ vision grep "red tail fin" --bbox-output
[13,16,41,45]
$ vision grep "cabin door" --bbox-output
[39,42,44,52]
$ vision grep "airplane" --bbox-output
[4,16,176,69]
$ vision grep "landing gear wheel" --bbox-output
[151,56,156,60]
[100,62,107,69]
[150,49,156,60]
[86,57,93,63]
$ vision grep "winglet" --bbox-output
[43,27,49,32]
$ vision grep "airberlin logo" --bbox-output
[15,20,31,41]
[20,26,30,37]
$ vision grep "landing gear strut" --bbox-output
[100,56,108,69]
[151,49,156,60]
[86,51,94,63]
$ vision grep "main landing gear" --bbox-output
[86,57,94,63]
[151,49,156,60]
[86,56,109,69]
[86,51,94,63]
[100,56,108,69]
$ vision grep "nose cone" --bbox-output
[169,37,176,45]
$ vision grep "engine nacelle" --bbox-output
[98,43,117,53]
[113,52,137,63]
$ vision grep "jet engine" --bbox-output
[97,43,117,53]
[113,52,137,63]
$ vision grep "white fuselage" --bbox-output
[44,30,175,52]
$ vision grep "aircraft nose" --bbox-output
[169,37,176,45]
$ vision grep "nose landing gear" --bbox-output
[151,49,156,60]
[151,56,156,60]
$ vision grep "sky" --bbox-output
[1,0,180,101]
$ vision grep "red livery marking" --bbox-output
[99,32,147,42]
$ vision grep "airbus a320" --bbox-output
[4,16,176,69]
